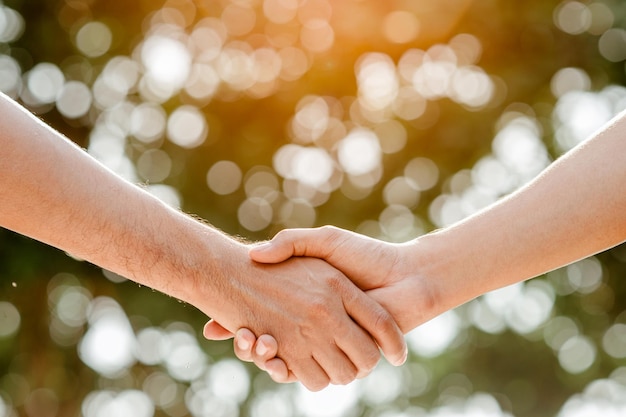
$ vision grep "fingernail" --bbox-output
[237,337,251,351]
[256,341,268,356]
[395,347,408,366]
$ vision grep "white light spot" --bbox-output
[357,53,399,111]
[551,67,591,98]
[78,298,136,377]
[0,55,22,94]
[360,363,403,405]
[603,324,626,359]
[337,129,382,176]
[164,333,207,382]
[238,197,273,231]
[76,21,113,58]
[544,316,580,351]
[450,66,494,108]
[137,149,172,183]
[208,359,250,404]
[554,1,591,35]
[383,177,420,207]
[135,327,169,366]
[82,390,154,417]
[207,160,243,195]
[598,28,626,62]
[26,63,65,104]
[57,81,92,119]
[141,35,192,90]
[295,383,360,417]
[167,105,208,149]
[0,302,20,338]
[130,103,167,144]
[407,310,461,357]
[554,91,613,151]
[567,257,603,294]
[0,6,24,43]
[292,147,334,187]
[558,335,596,374]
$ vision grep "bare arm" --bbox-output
[222,109,626,379]
[0,93,406,390]
[417,109,626,318]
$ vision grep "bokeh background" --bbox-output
[1,0,626,416]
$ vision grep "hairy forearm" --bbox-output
[416,111,626,313]
[0,93,232,310]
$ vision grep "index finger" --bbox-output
[341,282,407,367]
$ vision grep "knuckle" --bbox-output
[332,367,358,386]
[319,225,338,237]
[234,347,252,362]
[361,347,381,372]
[318,225,342,256]
[272,229,288,241]
[372,306,396,335]
[325,274,343,292]
[307,378,330,392]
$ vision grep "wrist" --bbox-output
[162,215,248,316]
[398,231,484,330]
[106,193,247,319]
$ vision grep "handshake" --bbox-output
[204,226,435,391]
[3,91,626,393]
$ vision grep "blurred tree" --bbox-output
[1,0,626,416]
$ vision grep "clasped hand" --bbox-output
[205,226,436,388]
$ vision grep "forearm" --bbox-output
[416,111,626,314]
[0,93,233,310]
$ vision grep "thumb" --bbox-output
[203,319,235,340]
[249,228,332,264]
[248,241,293,264]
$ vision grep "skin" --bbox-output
[0,93,407,391]
[205,108,626,383]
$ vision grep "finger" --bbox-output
[284,356,331,392]
[330,317,381,379]
[264,358,297,383]
[253,334,279,362]
[233,328,258,363]
[248,240,295,264]
[342,285,408,367]
[203,320,235,340]
[311,345,360,386]
[249,227,335,263]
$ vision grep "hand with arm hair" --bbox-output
[0,93,407,390]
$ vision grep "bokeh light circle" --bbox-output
[337,129,382,176]
[238,197,273,231]
[0,55,22,94]
[76,21,113,58]
[382,10,420,44]
[0,302,20,338]
[0,6,25,43]
[558,336,597,374]
[57,81,93,119]
[167,105,208,149]
[207,160,243,195]
[26,63,65,104]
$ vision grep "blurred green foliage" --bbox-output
[1,0,626,416]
